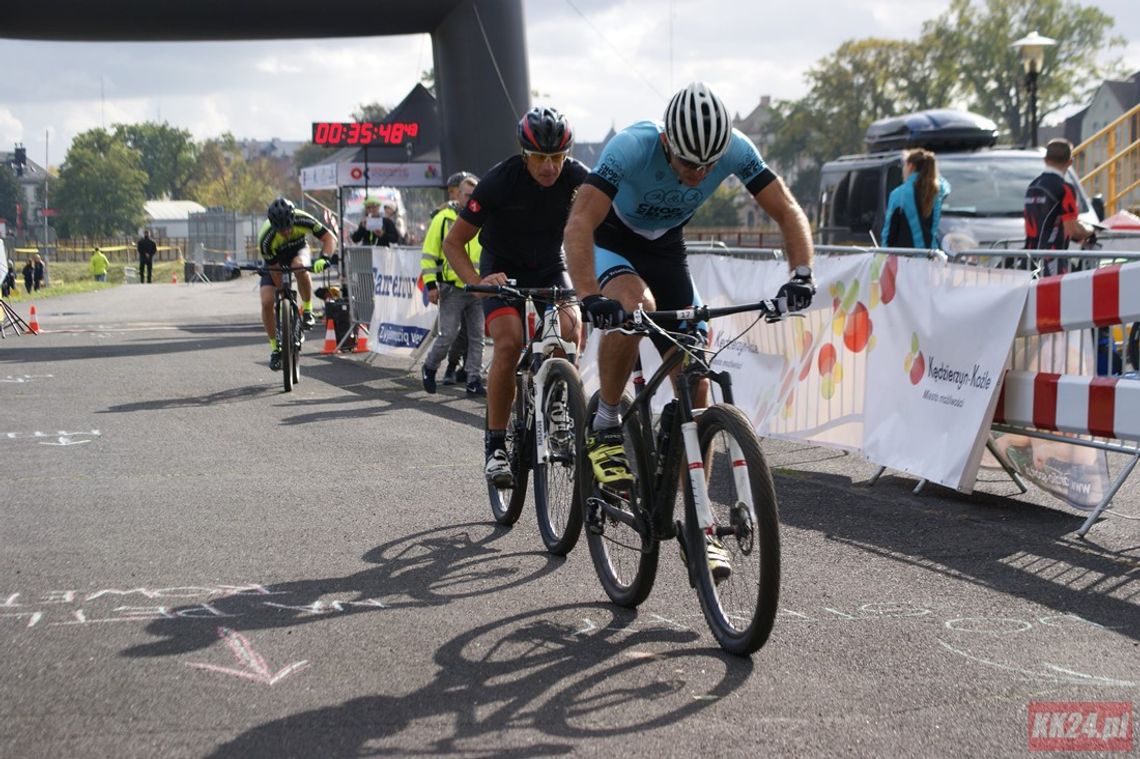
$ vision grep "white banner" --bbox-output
[858,257,1031,490]
[301,162,444,191]
[580,253,1031,492]
[338,162,443,188]
[367,247,435,357]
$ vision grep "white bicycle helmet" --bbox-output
[663,82,732,166]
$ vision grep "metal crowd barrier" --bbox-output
[992,260,1140,536]
[344,245,376,327]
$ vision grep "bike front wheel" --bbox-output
[582,392,658,607]
[685,404,780,656]
[278,298,294,393]
[487,373,529,525]
[533,358,587,556]
[290,309,302,386]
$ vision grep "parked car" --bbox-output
[816,109,1102,251]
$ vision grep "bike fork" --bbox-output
[680,420,716,531]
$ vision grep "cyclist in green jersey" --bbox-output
[258,197,337,370]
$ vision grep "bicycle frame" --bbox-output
[525,295,578,467]
[602,300,782,537]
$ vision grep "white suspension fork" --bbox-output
[680,420,716,530]
[727,434,756,523]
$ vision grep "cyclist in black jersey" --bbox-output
[258,197,337,370]
[441,106,587,487]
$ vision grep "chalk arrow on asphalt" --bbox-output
[187,626,309,685]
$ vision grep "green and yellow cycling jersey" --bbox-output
[258,209,329,264]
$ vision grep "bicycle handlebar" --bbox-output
[237,253,339,274]
[464,283,577,302]
[638,296,788,321]
[628,297,787,330]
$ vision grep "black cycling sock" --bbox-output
[485,429,506,457]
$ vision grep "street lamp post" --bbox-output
[1012,31,1057,148]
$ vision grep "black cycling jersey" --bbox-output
[459,154,588,274]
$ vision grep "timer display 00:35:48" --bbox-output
[311,121,420,146]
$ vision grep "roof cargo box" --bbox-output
[864,109,999,152]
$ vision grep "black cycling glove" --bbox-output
[582,294,626,329]
[777,265,816,312]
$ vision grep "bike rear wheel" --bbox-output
[582,392,658,607]
[685,404,780,656]
[487,373,530,525]
[278,297,294,393]
[533,358,587,556]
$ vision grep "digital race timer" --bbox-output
[311,121,420,146]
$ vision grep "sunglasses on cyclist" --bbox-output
[523,149,569,164]
[673,153,717,172]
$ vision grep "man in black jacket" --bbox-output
[136,229,157,283]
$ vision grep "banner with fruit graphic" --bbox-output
[690,252,1030,490]
[858,257,1031,490]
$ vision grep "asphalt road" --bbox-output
[1,278,1138,758]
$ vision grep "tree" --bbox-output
[922,0,1123,144]
[351,102,390,122]
[292,142,338,171]
[691,184,743,227]
[52,129,147,237]
[0,164,19,230]
[420,68,436,97]
[113,122,198,199]
[187,133,296,215]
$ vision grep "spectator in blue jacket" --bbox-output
[882,149,950,249]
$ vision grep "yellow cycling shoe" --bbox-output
[586,427,632,487]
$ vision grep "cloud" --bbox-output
[0,0,1136,168]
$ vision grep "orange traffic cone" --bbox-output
[355,325,370,353]
[171,272,178,284]
[321,318,337,354]
[27,305,40,334]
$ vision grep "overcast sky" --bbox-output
[1,0,1137,168]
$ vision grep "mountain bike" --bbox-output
[465,284,587,555]
[581,297,786,656]
[240,259,330,393]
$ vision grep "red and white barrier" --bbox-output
[994,260,1140,535]
[995,372,1140,441]
[1019,263,1140,336]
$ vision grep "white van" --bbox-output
[816,110,1102,251]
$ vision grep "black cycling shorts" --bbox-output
[480,252,572,329]
[594,220,705,352]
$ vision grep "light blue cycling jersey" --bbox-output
[589,121,773,240]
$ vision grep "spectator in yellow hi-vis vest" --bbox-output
[90,247,110,282]
[420,172,485,395]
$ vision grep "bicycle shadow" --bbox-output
[273,360,486,430]
[120,522,560,660]
[206,602,751,758]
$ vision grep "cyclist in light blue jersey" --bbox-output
[565,82,817,579]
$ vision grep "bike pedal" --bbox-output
[585,496,606,534]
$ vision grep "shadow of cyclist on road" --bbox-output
[120,522,561,660]
[207,602,750,758]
